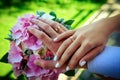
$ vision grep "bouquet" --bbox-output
[4,11,74,80]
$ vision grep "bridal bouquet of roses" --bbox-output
[4,11,74,80]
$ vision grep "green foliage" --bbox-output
[17,74,27,80]
[77,0,107,4]
[0,52,8,63]
[0,0,106,79]
[36,11,45,17]
[5,31,14,41]
[36,11,74,29]
[49,11,57,20]
[64,20,74,25]
[64,70,75,76]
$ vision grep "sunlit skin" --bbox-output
[28,14,120,80]
[28,18,86,69]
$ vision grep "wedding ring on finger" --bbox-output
[70,36,75,42]
[55,26,61,32]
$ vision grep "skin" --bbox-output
[28,18,85,69]
[28,14,120,80]
[53,14,120,70]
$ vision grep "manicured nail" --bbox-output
[66,66,70,71]
[80,61,86,67]
[53,37,58,41]
[55,62,60,68]
[53,55,58,61]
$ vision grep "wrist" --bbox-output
[102,15,120,35]
[98,15,120,37]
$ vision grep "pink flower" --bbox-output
[12,63,23,77]
[8,14,65,80]
[26,54,41,77]
[8,42,23,64]
[11,14,38,45]
[23,35,43,51]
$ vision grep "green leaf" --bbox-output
[64,25,71,30]
[56,18,64,23]
[5,34,14,41]
[36,11,45,17]
[64,70,75,76]
[49,11,57,20]
[0,52,8,63]
[17,74,27,80]
[64,20,74,25]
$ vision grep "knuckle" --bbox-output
[85,40,92,48]
[35,20,40,24]
[38,32,45,40]
[78,34,85,40]
[63,42,69,47]
[51,22,59,27]
[43,24,50,30]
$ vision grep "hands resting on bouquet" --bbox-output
[28,14,120,71]
[28,18,86,69]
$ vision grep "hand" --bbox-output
[28,18,68,54]
[27,18,77,69]
[53,19,112,70]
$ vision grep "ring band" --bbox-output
[70,36,75,42]
[55,26,61,32]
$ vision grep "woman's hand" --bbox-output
[28,18,68,54]
[53,18,114,70]
[27,18,79,69]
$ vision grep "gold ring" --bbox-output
[55,26,61,32]
[70,36,75,42]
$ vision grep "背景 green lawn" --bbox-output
[0,0,104,79]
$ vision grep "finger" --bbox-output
[56,36,83,68]
[34,59,66,69]
[53,37,73,62]
[34,59,56,69]
[31,19,58,38]
[53,30,75,42]
[38,18,67,33]
[27,27,54,53]
[79,45,104,66]
[67,40,95,69]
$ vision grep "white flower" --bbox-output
[41,13,55,20]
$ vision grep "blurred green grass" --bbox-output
[0,0,105,79]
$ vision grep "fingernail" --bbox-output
[80,60,86,67]
[53,37,58,41]
[55,62,60,68]
[66,66,70,71]
[53,55,58,61]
